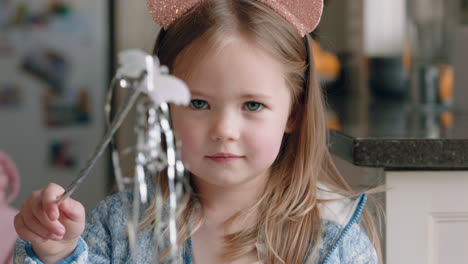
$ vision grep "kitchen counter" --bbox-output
[327,94,468,169]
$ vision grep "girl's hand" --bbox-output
[14,183,85,264]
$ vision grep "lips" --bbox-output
[206,152,243,163]
[208,153,242,158]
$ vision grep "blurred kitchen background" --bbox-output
[1,0,468,263]
[0,0,110,210]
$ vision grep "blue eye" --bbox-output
[190,99,209,110]
[244,101,264,112]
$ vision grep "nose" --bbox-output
[209,111,240,142]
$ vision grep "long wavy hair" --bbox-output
[139,0,383,263]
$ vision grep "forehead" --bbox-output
[175,37,289,98]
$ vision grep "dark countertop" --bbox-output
[327,94,468,170]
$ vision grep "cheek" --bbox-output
[247,124,286,165]
[178,129,198,159]
[171,114,201,166]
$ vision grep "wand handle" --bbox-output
[56,86,142,205]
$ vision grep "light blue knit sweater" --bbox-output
[15,185,378,264]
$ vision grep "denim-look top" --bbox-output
[14,182,378,264]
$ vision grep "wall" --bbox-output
[113,0,162,179]
[115,0,160,52]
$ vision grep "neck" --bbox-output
[193,171,268,228]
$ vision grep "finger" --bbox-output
[28,193,65,236]
[59,197,85,223]
[14,213,48,244]
[24,205,65,238]
[23,212,58,239]
[41,183,65,221]
[28,217,64,241]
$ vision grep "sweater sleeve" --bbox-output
[14,237,88,264]
[14,194,120,264]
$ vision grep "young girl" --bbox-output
[14,0,382,263]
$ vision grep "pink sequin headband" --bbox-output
[147,0,324,37]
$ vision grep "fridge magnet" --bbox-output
[13,1,50,26]
[48,138,78,170]
[21,48,69,94]
[42,89,91,128]
[48,1,72,17]
[0,83,23,108]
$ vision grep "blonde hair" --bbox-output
[140,0,383,263]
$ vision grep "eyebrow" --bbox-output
[240,93,273,100]
[190,91,272,100]
[190,91,209,98]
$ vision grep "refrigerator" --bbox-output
[0,0,111,210]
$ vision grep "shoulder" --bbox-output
[313,185,378,263]
[316,183,367,227]
[319,221,378,264]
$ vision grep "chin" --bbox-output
[193,173,251,188]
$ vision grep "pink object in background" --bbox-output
[0,151,21,264]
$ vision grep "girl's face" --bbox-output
[171,38,293,188]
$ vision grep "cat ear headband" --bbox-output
[147,0,324,37]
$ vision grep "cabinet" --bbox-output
[386,171,468,263]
